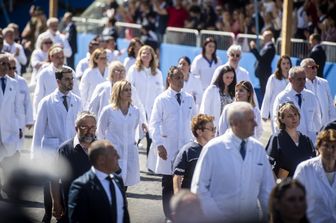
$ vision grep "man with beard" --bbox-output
[51,111,96,223]
[31,66,81,223]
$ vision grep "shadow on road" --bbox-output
[126,192,161,200]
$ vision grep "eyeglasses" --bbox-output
[9,66,16,70]
[203,127,216,132]
[43,41,53,45]
[78,125,97,132]
[307,65,319,69]
[230,53,241,58]
[113,69,125,74]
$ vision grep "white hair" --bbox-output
[75,111,96,127]
[47,17,59,27]
[227,102,253,127]
[227,44,242,55]
[288,66,305,79]
[300,58,315,67]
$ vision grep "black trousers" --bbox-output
[162,175,173,219]
[43,183,52,222]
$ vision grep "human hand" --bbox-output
[52,202,65,220]
[157,145,167,160]
[250,40,256,49]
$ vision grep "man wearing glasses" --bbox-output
[51,111,96,223]
[31,66,81,223]
[301,58,336,126]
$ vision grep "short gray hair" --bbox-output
[47,17,59,27]
[300,58,315,67]
[288,66,305,79]
[227,44,242,55]
[227,102,253,127]
[75,111,96,127]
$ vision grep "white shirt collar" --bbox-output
[91,166,114,180]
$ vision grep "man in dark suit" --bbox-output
[68,140,130,223]
[51,111,97,223]
[250,30,276,98]
[62,12,77,69]
[308,33,326,78]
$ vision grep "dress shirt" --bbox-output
[92,167,124,223]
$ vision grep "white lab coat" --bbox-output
[126,65,163,121]
[211,63,251,84]
[148,88,196,175]
[123,56,135,73]
[79,67,109,110]
[199,85,232,130]
[36,31,72,57]
[88,81,146,126]
[191,54,222,90]
[0,75,23,159]
[183,73,203,112]
[191,129,275,222]
[272,87,322,143]
[15,75,33,129]
[294,157,336,223]
[97,105,140,186]
[33,64,80,119]
[31,89,82,157]
[75,55,89,79]
[260,74,288,132]
[30,49,48,89]
[305,77,336,126]
[106,49,121,63]
[218,103,263,139]
[3,41,27,75]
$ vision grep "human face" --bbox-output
[168,69,184,92]
[280,58,291,76]
[4,31,14,43]
[106,39,116,50]
[318,141,336,163]
[120,83,132,103]
[289,71,306,93]
[42,39,53,51]
[178,58,190,76]
[49,21,59,33]
[205,42,216,55]
[7,60,16,78]
[281,108,300,130]
[228,50,241,67]
[76,117,97,144]
[134,42,142,56]
[105,146,120,173]
[110,66,126,83]
[222,71,235,87]
[58,72,74,93]
[140,48,152,66]
[51,51,64,68]
[201,122,216,142]
[95,53,107,67]
[235,86,249,102]
[235,110,257,138]
[0,57,9,76]
[304,61,318,80]
[277,187,307,223]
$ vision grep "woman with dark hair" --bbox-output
[191,37,222,90]
[294,129,336,222]
[178,56,203,112]
[218,80,263,138]
[261,55,292,133]
[123,37,143,72]
[269,178,309,223]
[266,102,315,178]
[199,65,236,132]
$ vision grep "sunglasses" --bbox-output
[230,53,241,58]
[307,65,319,69]
[43,41,53,45]
[9,66,16,70]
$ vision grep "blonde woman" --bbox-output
[126,45,163,122]
[97,80,141,186]
[79,48,109,109]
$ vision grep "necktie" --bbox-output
[296,93,302,108]
[106,176,118,223]
[1,77,6,93]
[62,96,68,111]
[176,93,181,105]
[240,140,246,160]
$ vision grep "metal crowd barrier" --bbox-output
[164,27,199,46]
[115,21,142,40]
[276,38,309,59]
[200,30,235,50]
[73,17,104,34]
[322,41,336,63]
[236,33,264,52]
